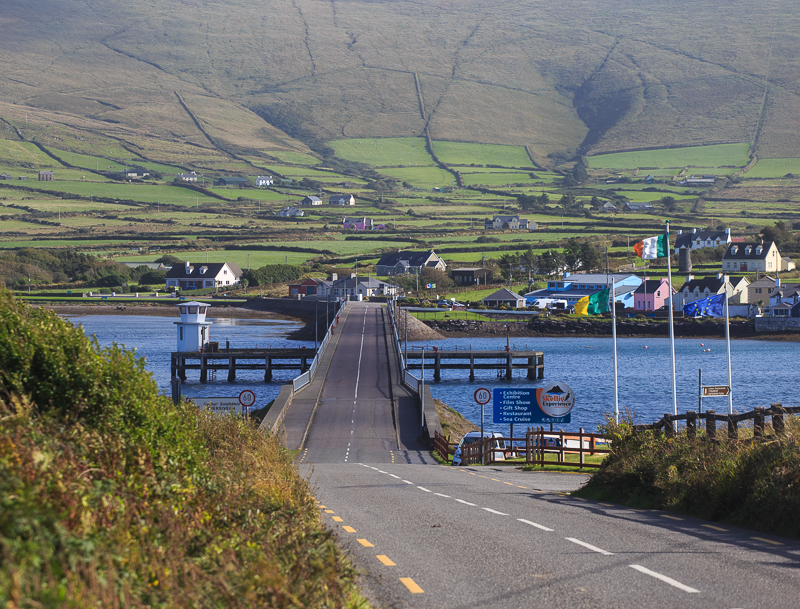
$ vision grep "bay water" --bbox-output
[65,314,797,434]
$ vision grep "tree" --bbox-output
[659,196,677,212]
[539,250,565,276]
[761,221,790,246]
[138,270,167,285]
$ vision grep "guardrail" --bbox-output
[291,300,345,391]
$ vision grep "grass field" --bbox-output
[330,138,435,167]
[587,144,750,170]
[462,172,539,186]
[264,151,321,166]
[745,158,800,178]
[380,166,455,188]
[433,142,533,168]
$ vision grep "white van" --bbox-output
[452,432,507,466]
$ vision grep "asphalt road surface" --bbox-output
[298,303,800,608]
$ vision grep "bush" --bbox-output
[577,415,800,536]
[138,269,167,285]
[0,291,365,606]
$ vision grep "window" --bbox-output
[224,269,228,274]
[755,288,762,294]
[767,262,773,269]
[745,246,752,255]
[199,307,206,314]
[756,245,763,255]
[731,246,738,255]
[179,306,187,314]
[179,327,184,340]
[188,306,197,314]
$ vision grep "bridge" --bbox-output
[260,302,799,608]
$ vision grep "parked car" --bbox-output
[452,432,507,466]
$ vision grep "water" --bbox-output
[64,315,798,433]
[63,314,313,410]
[405,336,799,434]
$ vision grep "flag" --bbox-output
[574,287,610,316]
[683,293,725,318]
[634,234,669,259]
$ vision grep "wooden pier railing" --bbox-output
[404,349,544,381]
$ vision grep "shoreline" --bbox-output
[42,303,300,321]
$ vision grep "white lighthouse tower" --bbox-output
[175,301,212,352]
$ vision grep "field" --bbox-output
[330,138,435,167]
[433,142,533,168]
[587,144,751,171]
[745,158,800,178]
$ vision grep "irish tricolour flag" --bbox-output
[633,234,669,259]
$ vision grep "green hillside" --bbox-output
[1,0,799,161]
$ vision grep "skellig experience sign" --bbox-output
[493,382,575,424]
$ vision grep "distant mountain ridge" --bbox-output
[1,0,798,160]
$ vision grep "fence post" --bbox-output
[706,410,717,442]
[664,415,674,438]
[559,429,565,464]
[771,403,785,436]
[686,411,697,440]
[754,407,765,440]
[728,415,738,442]
[526,429,531,464]
[579,428,585,467]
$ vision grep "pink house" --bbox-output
[633,277,675,311]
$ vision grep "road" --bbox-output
[297,303,800,608]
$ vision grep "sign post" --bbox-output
[239,389,256,416]
[474,388,491,465]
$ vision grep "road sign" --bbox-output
[238,389,256,407]
[493,382,575,424]
[195,397,243,416]
[702,385,730,397]
[474,388,492,405]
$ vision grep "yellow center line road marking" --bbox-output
[572,497,587,501]
[318,505,326,509]
[660,514,683,521]
[342,526,356,533]
[324,510,334,514]
[702,524,728,532]
[517,486,528,489]
[751,536,783,546]
[399,577,424,594]
[332,516,344,522]
[504,481,514,485]
[629,564,700,593]
[357,539,374,548]
[600,503,613,507]
[376,555,396,566]
[491,478,500,481]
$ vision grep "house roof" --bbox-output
[633,278,672,295]
[748,276,776,288]
[376,250,440,268]
[302,195,322,202]
[723,241,775,260]
[217,176,249,183]
[681,276,725,292]
[675,230,729,249]
[483,288,524,301]
[493,215,520,222]
[562,273,637,285]
[771,284,800,298]
[165,262,243,279]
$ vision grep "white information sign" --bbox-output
[195,397,244,416]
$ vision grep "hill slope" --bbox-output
[1,0,799,159]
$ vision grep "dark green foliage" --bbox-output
[0,291,364,606]
[578,417,800,537]
[241,264,303,286]
[138,269,167,285]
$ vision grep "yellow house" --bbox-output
[721,241,787,274]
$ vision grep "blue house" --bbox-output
[524,273,642,309]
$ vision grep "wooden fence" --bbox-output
[632,403,800,441]
[434,428,611,469]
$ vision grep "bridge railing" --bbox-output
[292,299,346,392]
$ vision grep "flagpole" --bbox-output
[724,289,733,414]
[666,221,677,416]
[612,280,619,424]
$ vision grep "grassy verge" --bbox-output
[0,291,369,607]
[575,417,800,537]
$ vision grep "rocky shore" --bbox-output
[422,316,774,339]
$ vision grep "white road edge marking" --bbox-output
[517,519,553,532]
[483,508,509,515]
[402,480,414,485]
[417,486,432,492]
[389,474,401,479]
[354,309,367,399]
[629,564,700,593]
[566,537,614,555]
[434,493,450,498]
[455,499,476,506]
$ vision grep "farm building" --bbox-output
[213,176,250,187]
[276,206,304,217]
[451,268,493,286]
[38,171,54,181]
[256,175,273,186]
[178,172,198,182]
[300,195,323,206]
[623,202,654,212]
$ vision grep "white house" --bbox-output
[276,206,304,217]
[484,215,530,230]
[329,194,356,206]
[256,176,273,186]
[165,262,243,291]
[178,172,198,182]
[674,228,732,254]
[673,274,749,310]
[301,195,323,206]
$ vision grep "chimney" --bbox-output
[725,228,730,234]
[686,274,694,282]
[775,277,781,288]
[676,229,682,235]
[692,228,697,234]
[184,261,191,273]
[331,273,338,281]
